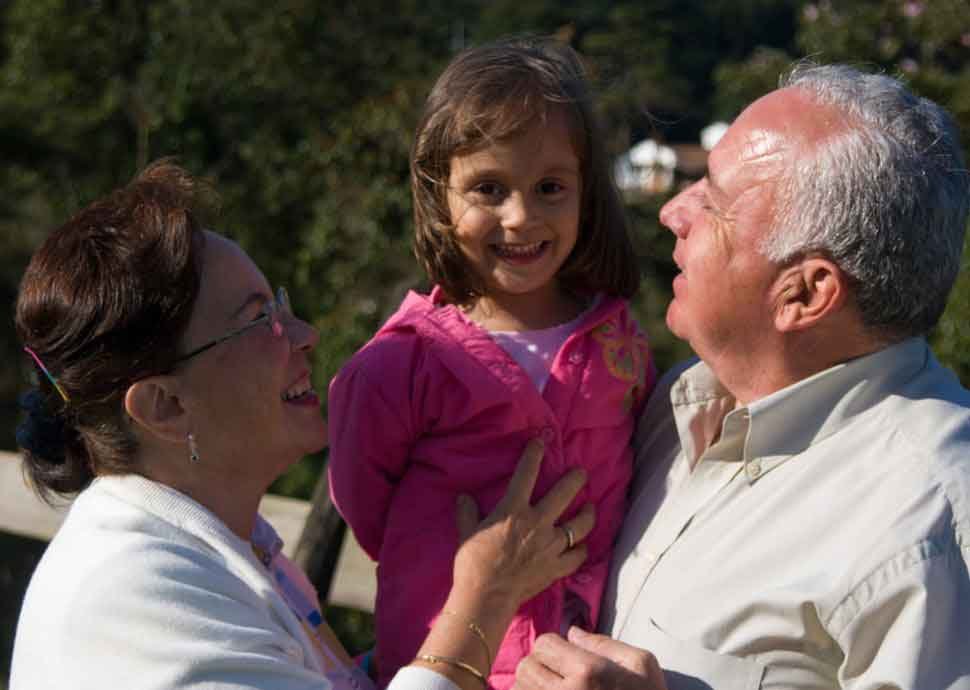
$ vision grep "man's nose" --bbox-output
[659,190,691,239]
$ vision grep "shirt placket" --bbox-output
[614,411,750,636]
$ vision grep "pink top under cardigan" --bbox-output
[328,288,657,689]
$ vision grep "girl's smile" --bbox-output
[490,240,551,263]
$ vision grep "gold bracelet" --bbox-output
[441,609,492,671]
[415,654,487,686]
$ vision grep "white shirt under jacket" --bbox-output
[10,473,460,690]
[601,337,970,689]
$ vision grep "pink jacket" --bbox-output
[328,288,656,689]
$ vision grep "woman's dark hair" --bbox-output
[15,160,211,502]
[411,36,639,305]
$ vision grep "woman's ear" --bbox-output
[773,256,848,332]
[124,376,188,444]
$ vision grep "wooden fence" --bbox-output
[0,450,375,612]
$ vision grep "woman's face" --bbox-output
[177,232,326,486]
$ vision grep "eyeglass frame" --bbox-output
[173,286,291,364]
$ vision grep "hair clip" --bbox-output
[23,346,70,403]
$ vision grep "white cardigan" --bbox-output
[10,474,458,690]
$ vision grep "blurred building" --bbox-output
[615,121,728,196]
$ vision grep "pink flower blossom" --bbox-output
[902,1,924,18]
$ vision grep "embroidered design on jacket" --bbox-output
[591,319,650,412]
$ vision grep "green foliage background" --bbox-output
[1,0,969,678]
[4,0,968,493]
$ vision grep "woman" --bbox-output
[10,161,595,690]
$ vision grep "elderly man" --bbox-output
[515,63,970,689]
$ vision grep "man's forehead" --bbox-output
[710,122,790,171]
[709,87,845,186]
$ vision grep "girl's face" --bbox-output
[447,109,581,321]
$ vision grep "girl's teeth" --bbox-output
[493,241,545,258]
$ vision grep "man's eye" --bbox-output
[697,193,719,214]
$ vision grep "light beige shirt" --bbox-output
[601,338,970,689]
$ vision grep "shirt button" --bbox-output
[747,460,763,479]
[542,426,556,442]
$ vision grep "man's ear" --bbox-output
[773,256,848,332]
[124,376,188,444]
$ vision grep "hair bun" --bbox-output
[16,389,70,465]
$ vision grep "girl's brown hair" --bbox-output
[411,36,639,305]
[15,160,210,501]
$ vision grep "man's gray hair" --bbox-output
[763,62,969,340]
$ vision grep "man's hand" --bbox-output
[514,627,667,690]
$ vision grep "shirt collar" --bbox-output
[250,513,284,567]
[671,337,931,482]
[668,358,736,467]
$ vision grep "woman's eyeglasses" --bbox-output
[174,286,291,363]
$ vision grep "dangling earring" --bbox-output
[187,432,200,464]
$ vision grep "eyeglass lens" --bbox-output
[268,287,291,337]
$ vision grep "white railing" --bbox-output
[0,450,375,612]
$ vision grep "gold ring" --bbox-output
[561,524,575,550]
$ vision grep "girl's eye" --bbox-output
[538,180,566,195]
[470,181,503,198]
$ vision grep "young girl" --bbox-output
[328,37,656,690]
